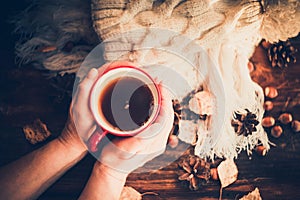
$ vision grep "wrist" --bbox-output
[78,161,128,200]
[93,161,129,182]
[57,135,87,158]
[58,119,88,155]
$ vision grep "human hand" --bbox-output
[58,68,101,154]
[62,62,174,174]
[63,61,138,151]
[97,85,174,175]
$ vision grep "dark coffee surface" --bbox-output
[100,77,154,131]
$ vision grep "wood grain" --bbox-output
[0,33,300,199]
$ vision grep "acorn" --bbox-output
[263,101,273,111]
[264,86,278,99]
[278,113,293,124]
[210,168,219,180]
[262,116,275,128]
[168,135,179,148]
[255,146,267,156]
[291,120,300,132]
[271,125,283,138]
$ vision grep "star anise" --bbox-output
[232,109,259,136]
[178,155,210,190]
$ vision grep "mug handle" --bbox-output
[87,127,108,152]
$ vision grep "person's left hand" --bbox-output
[58,61,154,154]
[58,67,102,154]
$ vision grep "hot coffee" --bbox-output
[99,77,154,131]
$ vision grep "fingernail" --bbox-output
[87,68,98,79]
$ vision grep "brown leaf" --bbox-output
[120,186,142,200]
[239,187,262,200]
[23,119,51,144]
[217,159,238,188]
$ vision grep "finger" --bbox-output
[111,136,143,153]
[134,85,174,140]
[80,68,99,92]
[155,85,174,123]
[74,68,98,109]
[71,68,99,137]
[149,118,172,149]
[98,60,137,76]
[148,86,175,149]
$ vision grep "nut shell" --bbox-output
[255,146,267,156]
[271,125,283,138]
[264,86,278,99]
[263,101,274,111]
[262,116,275,128]
[248,61,254,72]
[278,113,293,124]
[168,135,179,148]
[291,120,300,132]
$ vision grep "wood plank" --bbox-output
[0,7,300,198]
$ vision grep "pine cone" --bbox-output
[267,40,297,68]
[178,155,210,190]
[231,109,259,137]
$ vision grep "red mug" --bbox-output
[88,65,162,152]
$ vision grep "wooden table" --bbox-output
[1,3,300,199]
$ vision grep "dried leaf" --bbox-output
[239,187,262,200]
[177,120,198,144]
[120,186,142,200]
[23,119,51,144]
[188,91,216,115]
[217,159,238,188]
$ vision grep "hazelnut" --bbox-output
[291,120,300,132]
[168,135,179,148]
[271,125,283,138]
[210,168,219,180]
[264,86,278,99]
[278,113,293,124]
[255,146,267,156]
[263,101,274,111]
[248,61,254,72]
[262,116,275,128]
